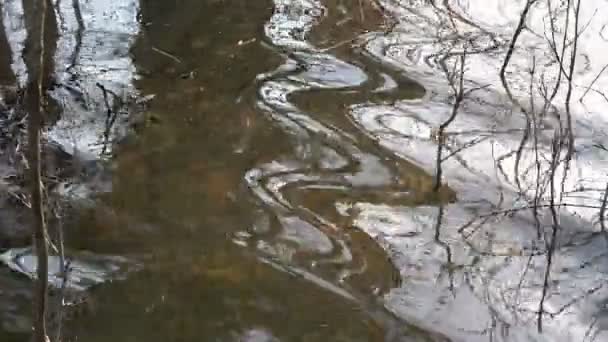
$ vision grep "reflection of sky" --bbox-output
[53,0,138,88]
[1,0,27,86]
[258,0,608,340]
[49,0,140,159]
[0,0,140,159]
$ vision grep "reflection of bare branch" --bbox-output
[500,0,537,193]
[537,132,561,333]
[382,1,607,339]
[547,283,604,317]
[66,0,85,76]
[96,82,122,156]
[529,54,549,241]
[440,135,490,162]
[583,317,599,342]
[579,63,608,103]
[560,0,582,202]
[513,252,535,312]
[434,48,466,192]
[500,0,537,109]
[599,182,608,243]
[545,0,573,87]
[433,205,455,294]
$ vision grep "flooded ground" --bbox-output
[57,0,435,340]
[0,0,607,341]
[0,0,446,341]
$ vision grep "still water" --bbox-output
[0,0,452,341]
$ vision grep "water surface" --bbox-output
[17,0,448,341]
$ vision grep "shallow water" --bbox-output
[0,0,450,341]
[1,0,606,341]
[70,0,449,340]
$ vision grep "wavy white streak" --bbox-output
[250,0,410,282]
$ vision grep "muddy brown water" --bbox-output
[0,0,453,341]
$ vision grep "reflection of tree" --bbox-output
[65,0,84,77]
[21,0,57,340]
[1,0,137,339]
[361,0,608,339]
[22,0,58,94]
[434,205,455,294]
[434,51,465,192]
[494,0,586,332]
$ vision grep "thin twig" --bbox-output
[151,46,182,64]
